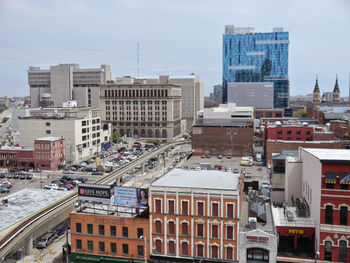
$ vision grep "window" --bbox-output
[226,247,233,260]
[324,241,332,261]
[212,203,219,217]
[111,242,117,254]
[168,221,175,234]
[76,239,82,250]
[182,242,188,256]
[227,204,234,218]
[99,242,105,253]
[122,227,128,237]
[168,200,175,214]
[137,228,143,238]
[182,201,188,215]
[197,223,204,237]
[326,183,334,189]
[99,225,105,235]
[110,226,116,237]
[122,244,129,255]
[46,130,51,134]
[76,223,82,233]
[45,122,50,127]
[87,241,93,252]
[182,222,188,235]
[155,240,161,253]
[287,130,291,134]
[340,206,348,226]
[212,224,219,238]
[211,246,218,258]
[325,205,333,224]
[197,244,204,257]
[137,245,144,257]
[197,202,204,216]
[277,130,282,134]
[227,226,234,239]
[296,130,301,135]
[168,241,175,255]
[306,130,311,135]
[155,220,162,233]
[339,240,347,262]
[247,248,269,261]
[155,199,162,213]
[87,224,93,234]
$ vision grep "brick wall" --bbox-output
[192,126,253,156]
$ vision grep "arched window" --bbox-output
[324,241,332,261]
[120,129,124,136]
[148,129,153,138]
[162,129,167,138]
[141,129,145,137]
[133,130,138,137]
[339,240,347,262]
[155,129,160,138]
[126,129,131,137]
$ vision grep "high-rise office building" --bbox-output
[223,26,289,108]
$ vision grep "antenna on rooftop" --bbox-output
[137,42,140,78]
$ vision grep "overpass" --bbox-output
[0,143,180,260]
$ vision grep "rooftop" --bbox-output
[151,169,240,191]
[302,148,350,161]
[35,137,63,142]
[272,205,315,228]
[0,146,33,151]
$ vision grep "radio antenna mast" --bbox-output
[137,42,140,78]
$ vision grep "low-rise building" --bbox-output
[0,136,65,170]
[149,169,242,262]
[18,107,110,163]
[192,103,254,156]
[100,76,182,142]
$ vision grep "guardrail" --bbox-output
[0,142,185,258]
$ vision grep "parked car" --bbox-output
[26,174,33,180]
[0,173,6,178]
[240,160,253,166]
[218,154,223,159]
[53,225,66,236]
[13,174,19,179]
[233,168,239,175]
[92,171,103,175]
[206,153,211,158]
[1,181,12,188]
[9,168,20,173]
[7,174,13,179]
[63,170,75,174]
[0,185,10,193]
[19,174,26,180]
[62,175,74,181]
[227,154,232,159]
[36,234,55,249]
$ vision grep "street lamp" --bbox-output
[139,235,147,263]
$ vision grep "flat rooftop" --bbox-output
[0,188,70,232]
[35,137,62,141]
[151,168,239,191]
[272,205,315,228]
[302,148,350,161]
[0,146,33,151]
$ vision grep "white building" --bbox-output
[28,64,111,108]
[18,107,110,163]
[197,103,254,119]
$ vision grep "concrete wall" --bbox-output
[284,157,302,202]
[227,82,274,108]
[50,64,74,106]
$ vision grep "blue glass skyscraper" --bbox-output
[222,26,289,108]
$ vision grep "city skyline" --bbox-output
[0,0,349,97]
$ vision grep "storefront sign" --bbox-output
[288,229,304,235]
[247,235,269,242]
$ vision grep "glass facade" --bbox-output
[222,28,289,108]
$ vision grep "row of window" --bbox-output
[75,239,144,257]
[154,199,235,218]
[118,129,168,138]
[75,223,144,238]
[275,129,312,135]
[153,220,235,239]
[81,119,100,126]
[324,240,347,262]
[112,122,167,127]
[324,205,348,226]
[106,100,168,105]
[104,89,169,98]
[153,240,234,260]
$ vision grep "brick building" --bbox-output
[0,137,65,170]
[70,203,150,263]
[254,109,284,119]
[329,120,350,140]
[149,169,242,262]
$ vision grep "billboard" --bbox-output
[78,184,114,203]
[114,187,149,207]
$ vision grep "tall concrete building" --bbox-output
[100,76,183,142]
[209,84,223,103]
[223,26,289,108]
[28,64,111,108]
[145,75,204,132]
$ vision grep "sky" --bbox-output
[0,0,349,97]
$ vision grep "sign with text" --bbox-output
[78,184,113,203]
[247,235,269,242]
[114,187,149,207]
[288,229,304,235]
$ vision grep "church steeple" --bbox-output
[313,74,320,104]
[333,74,340,103]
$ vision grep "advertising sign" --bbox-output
[114,187,149,207]
[246,235,269,242]
[78,184,113,203]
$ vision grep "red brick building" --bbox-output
[329,120,350,140]
[149,169,242,262]
[254,109,284,119]
[0,137,65,170]
[299,148,350,262]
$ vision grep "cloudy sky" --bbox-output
[0,0,349,97]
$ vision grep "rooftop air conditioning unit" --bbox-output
[248,217,257,229]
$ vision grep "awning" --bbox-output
[325,172,337,184]
[340,172,350,184]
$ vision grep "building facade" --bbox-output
[149,169,241,262]
[209,84,223,104]
[28,64,111,108]
[0,137,65,170]
[18,107,110,163]
[100,76,182,142]
[223,26,289,108]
